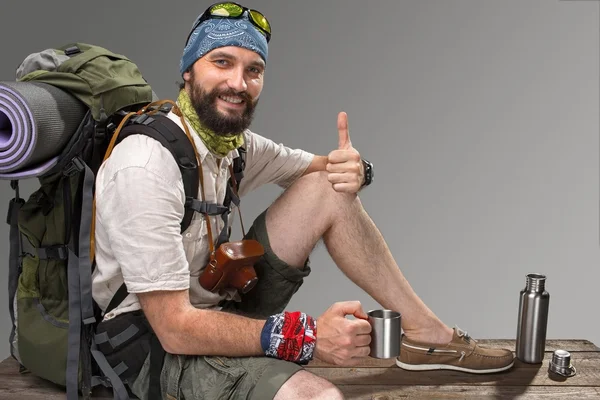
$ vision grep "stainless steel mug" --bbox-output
[367,309,401,358]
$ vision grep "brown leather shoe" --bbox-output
[396,326,515,374]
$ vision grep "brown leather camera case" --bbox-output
[199,239,265,294]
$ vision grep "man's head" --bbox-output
[179,3,270,135]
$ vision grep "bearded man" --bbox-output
[92,3,515,399]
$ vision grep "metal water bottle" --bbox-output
[516,273,550,363]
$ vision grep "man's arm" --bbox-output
[139,289,373,366]
[302,155,328,176]
[138,289,265,356]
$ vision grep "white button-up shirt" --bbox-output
[92,111,313,320]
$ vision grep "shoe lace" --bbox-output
[455,326,474,363]
[454,325,475,344]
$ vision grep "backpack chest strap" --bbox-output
[185,197,229,216]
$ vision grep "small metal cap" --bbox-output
[548,350,576,377]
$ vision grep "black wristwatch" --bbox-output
[361,158,374,187]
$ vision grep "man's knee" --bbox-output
[291,170,359,210]
[274,370,344,400]
[298,170,335,194]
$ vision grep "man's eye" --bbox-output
[215,60,229,66]
[248,67,262,75]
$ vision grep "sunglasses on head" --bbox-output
[185,2,272,45]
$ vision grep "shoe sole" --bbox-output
[395,359,515,374]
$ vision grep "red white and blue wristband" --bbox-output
[260,311,317,364]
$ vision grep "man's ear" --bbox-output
[182,68,191,83]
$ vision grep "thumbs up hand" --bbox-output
[326,112,364,193]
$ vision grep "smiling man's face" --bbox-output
[183,46,265,135]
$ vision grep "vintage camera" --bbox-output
[199,239,265,294]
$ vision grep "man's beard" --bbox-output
[188,77,258,136]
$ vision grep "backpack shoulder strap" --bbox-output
[223,144,246,211]
[116,113,198,234]
[232,144,246,192]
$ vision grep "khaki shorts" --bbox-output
[130,209,312,399]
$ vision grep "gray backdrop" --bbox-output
[0,0,598,361]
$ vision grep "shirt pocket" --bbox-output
[182,216,204,242]
[182,216,218,277]
[182,214,222,243]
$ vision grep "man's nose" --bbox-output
[227,67,248,93]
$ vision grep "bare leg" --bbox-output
[274,370,344,400]
[266,171,453,344]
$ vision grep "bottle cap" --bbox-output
[548,350,576,377]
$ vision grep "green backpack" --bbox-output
[5,43,200,400]
[6,42,156,400]
[6,42,247,400]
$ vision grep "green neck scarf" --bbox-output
[177,89,244,158]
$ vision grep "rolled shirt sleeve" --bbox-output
[238,131,315,196]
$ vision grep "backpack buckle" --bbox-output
[178,156,197,170]
[6,198,25,225]
[159,104,173,114]
[131,114,153,125]
[37,245,68,260]
[64,46,81,57]
[105,121,117,135]
[63,156,85,177]
[95,121,107,140]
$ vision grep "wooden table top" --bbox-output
[0,339,597,399]
[306,339,600,399]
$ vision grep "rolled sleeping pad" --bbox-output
[0,81,87,180]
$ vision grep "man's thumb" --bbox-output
[337,112,352,150]
[337,301,368,320]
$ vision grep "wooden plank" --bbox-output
[336,385,600,399]
[0,358,112,399]
[0,387,112,400]
[0,385,598,400]
[0,338,596,399]
[307,352,600,387]
[307,352,600,369]
[473,339,599,352]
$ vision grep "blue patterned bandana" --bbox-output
[180,13,268,75]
